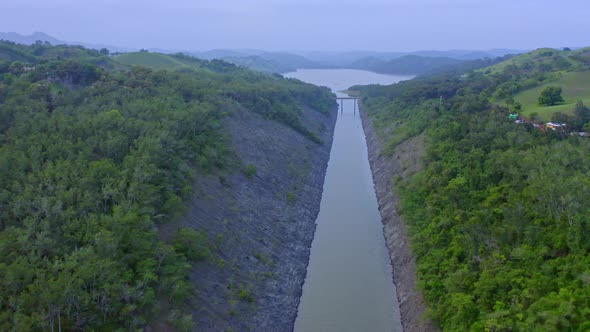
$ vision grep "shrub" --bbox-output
[286,192,296,203]
[167,310,194,332]
[173,227,210,261]
[238,289,254,303]
[243,163,257,178]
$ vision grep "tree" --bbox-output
[538,86,565,106]
[573,100,590,130]
[99,48,110,56]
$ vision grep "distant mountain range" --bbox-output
[188,48,524,74]
[0,31,525,74]
[0,32,63,45]
[191,51,337,73]
[193,49,525,75]
[0,31,134,52]
[295,49,524,65]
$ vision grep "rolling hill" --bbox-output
[485,47,590,120]
[113,52,197,70]
[114,50,324,74]
[219,55,293,73]
[485,47,590,74]
[219,51,328,73]
[514,70,590,120]
[353,54,464,75]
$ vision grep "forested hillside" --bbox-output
[353,55,463,75]
[354,48,590,330]
[0,41,334,330]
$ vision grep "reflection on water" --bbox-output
[284,69,412,332]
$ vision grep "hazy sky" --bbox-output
[1,0,589,51]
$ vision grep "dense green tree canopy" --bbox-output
[355,49,590,330]
[0,41,334,330]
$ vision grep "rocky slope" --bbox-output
[161,102,337,331]
[360,106,437,332]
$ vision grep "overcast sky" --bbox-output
[1,0,589,51]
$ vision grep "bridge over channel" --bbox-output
[336,97,359,116]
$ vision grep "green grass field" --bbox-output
[513,71,590,121]
[113,52,193,70]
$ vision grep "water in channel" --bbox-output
[284,69,412,332]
